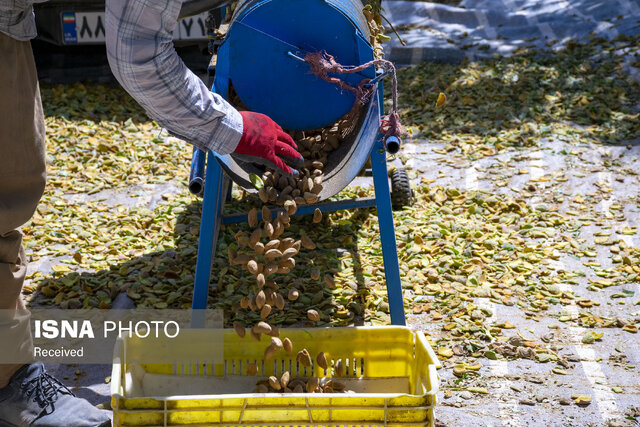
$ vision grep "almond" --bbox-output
[324,274,336,289]
[252,321,271,335]
[297,349,312,367]
[260,304,272,319]
[264,249,282,262]
[265,239,280,251]
[240,296,249,309]
[258,187,268,203]
[268,376,281,391]
[267,326,279,337]
[280,371,290,389]
[231,254,250,266]
[261,206,271,222]
[248,208,258,228]
[275,293,285,310]
[249,228,262,248]
[233,321,245,338]
[333,381,346,391]
[281,247,298,259]
[283,337,293,353]
[254,242,265,256]
[264,263,278,277]
[316,352,328,370]
[306,377,319,393]
[301,235,315,250]
[266,280,279,290]
[284,200,297,215]
[247,260,259,275]
[288,288,299,301]
[279,237,295,251]
[304,192,318,204]
[247,363,258,376]
[279,258,295,269]
[264,345,277,360]
[264,221,274,239]
[255,290,266,309]
[270,336,283,350]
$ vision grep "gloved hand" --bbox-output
[232,112,304,176]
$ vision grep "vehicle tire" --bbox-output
[391,168,413,210]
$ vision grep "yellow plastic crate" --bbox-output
[111,326,440,427]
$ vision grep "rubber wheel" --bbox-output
[391,168,414,210]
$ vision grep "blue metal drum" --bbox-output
[193,1,407,325]
[212,0,382,201]
[214,0,375,131]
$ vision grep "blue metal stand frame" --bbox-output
[191,88,406,326]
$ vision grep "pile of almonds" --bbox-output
[227,118,356,392]
[255,118,351,207]
[255,375,350,394]
[253,352,353,394]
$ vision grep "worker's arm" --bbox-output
[105,0,303,174]
[105,0,241,154]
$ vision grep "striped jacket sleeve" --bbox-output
[105,0,243,154]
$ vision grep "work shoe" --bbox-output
[0,363,111,427]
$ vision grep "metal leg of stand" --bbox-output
[191,152,228,327]
[370,137,406,326]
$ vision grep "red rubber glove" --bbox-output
[232,111,304,177]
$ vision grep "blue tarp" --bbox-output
[382,0,640,64]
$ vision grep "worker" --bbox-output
[0,0,303,424]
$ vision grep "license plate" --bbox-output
[61,11,209,44]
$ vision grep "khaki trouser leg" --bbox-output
[0,31,47,386]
